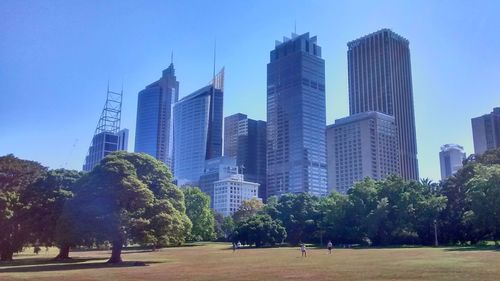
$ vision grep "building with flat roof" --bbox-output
[439,144,466,180]
[347,29,419,180]
[224,113,267,200]
[327,111,399,193]
[213,174,260,217]
[199,156,239,208]
[471,107,500,154]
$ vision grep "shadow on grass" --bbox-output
[0,260,164,273]
[0,257,105,268]
[444,246,500,252]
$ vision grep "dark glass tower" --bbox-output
[173,69,224,185]
[135,62,179,169]
[224,113,267,200]
[347,29,419,180]
[266,32,328,197]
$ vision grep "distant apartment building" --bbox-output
[347,29,419,180]
[224,113,267,200]
[199,156,239,208]
[135,62,179,169]
[213,174,260,217]
[471,107,500,154]
[173,69,224,185]
[327,112,399,194]
[439,144,466,180]
[267,32,328,197]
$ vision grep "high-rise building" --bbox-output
[83,87,128,172]
[173,69,224,185]
[471,107,500,155]
[135,61,179,169]
[199,156,239,208]
[213,174,260,217]
[224,113,267,200]
[347,29,419,180]
[326,112,399,193]
[439,144,466,180]
[267,32,328,197]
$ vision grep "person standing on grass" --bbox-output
[327,240,333,254]
[237,241,242,250]
[300,243,307,257]
[232,242,236,252]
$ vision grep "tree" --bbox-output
[265,193,320,244]
[0,154,46,261]
[233,214,286,247]
[58,152,191,263]
[232,198,264,223]
[183,187,215,241]
[318,192,356,244]
[20,169,82,260]
[221,216,235,240]
[465,164,500,245]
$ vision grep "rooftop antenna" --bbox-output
[171,50,174,64]
[294,20,297,34]
[212,38,216,82]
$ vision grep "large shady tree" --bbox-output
[57,152,191,263]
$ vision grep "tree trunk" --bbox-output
[54,244,71,260]
[107,240,123,263]
[0,250,14,261]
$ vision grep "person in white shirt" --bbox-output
[327,241,333,254]
[300,243,307,257]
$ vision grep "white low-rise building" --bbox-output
[213,174,260,217]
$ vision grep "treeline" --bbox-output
[1,149,499,262]
[216,149,500,248]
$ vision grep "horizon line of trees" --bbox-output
[1,149,499,262]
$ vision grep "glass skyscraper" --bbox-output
[471,107,500,155]
[224,113,267,200]
[439,144,466,180]
[135,62,179,169]
[173,69,224,185]
[266,32,328,197]
[83,129,129,172]
[347,29,419,180]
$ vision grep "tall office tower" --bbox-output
[224,113,267,200]
[267,32,328,197]
[327,112,400,194]
[83,87,128,172]
[347,29,419,180]
[439,144,466,180]
[135,60,179,169]
[173,69,224,185]
[471,107,500,154]
[199,156,239,208]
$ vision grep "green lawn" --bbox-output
[1,243,499,280]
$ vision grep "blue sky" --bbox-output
[1,0,499,181]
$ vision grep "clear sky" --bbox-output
[1,0,499,181]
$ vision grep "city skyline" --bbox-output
[1,1,500,181]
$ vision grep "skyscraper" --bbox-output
[347,29,419,180]
[199,156,239,208]
[471,107,500,155]
[173,69,224,185]
[83,87,128,172]
[224,113,267,200]
[439,144,466,180]
[134,60,179,169]
[267,32,327,197]
[327,112,400,193]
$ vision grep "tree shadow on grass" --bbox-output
[444,246,500,252]
[0,257,105,268]
[0,260,163,273]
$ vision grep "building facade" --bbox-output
[199,156,239,208]
[327,112,399,194]
[213,174,260,217]
[347,29,419,180]
[439,144,466,180]
[267,32,328,197]
[173,69,224,185]
[83,129,129,172]
[224,113,267,200]
[134,62,179,169]
[471,107,500,155]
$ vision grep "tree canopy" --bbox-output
[183,187,215,241]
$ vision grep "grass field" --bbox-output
[1,243,499,281]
